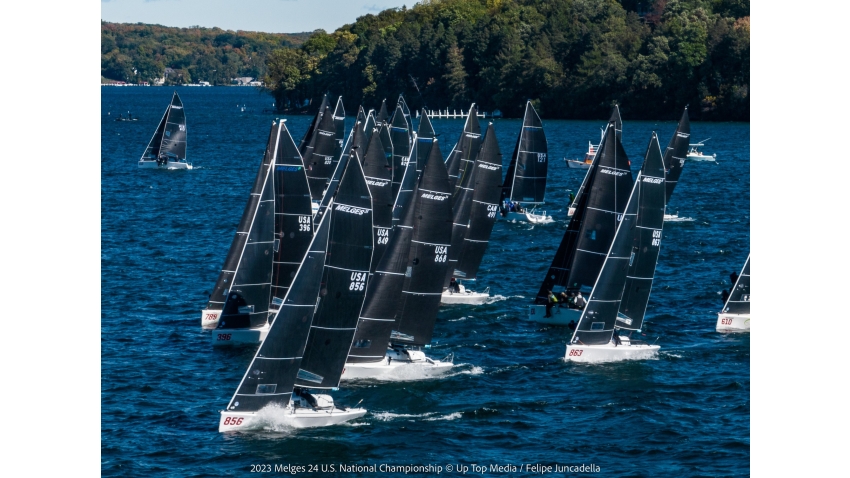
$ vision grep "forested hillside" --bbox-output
[265,0,749,120]
[101,22,310,85]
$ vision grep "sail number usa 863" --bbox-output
[651,230,661,246]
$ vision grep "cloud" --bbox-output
[363,4,383,11]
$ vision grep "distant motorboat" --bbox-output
[564,141,597,169]
[687,138,717,161]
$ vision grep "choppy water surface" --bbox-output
[101,87,749,476]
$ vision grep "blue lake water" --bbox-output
[101,87,749,476]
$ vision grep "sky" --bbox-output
[101,0,413,33]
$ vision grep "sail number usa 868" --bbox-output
[434,245,448,262]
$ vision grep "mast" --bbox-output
[207,122,280,314]
[216,122,280,329]
[504,101,547,204]
[392,141,453,346]
[270,121,315,314]
[224,207,331,413]
[454,123,503,280]
[722,254,750,314]
[295,158,374,389]
[663,106,691,204]
[535,120,633,302]
[617,133,667,331]
[445,104,482,194]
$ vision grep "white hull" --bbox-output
[567,207,575,217]
[528,303,582,325]
[211,323,270,346]
[501,210,553,223]
[565,337,659,363]
[716,313,750,332]
[219,401,367,432]
[686,152,717,162]
[440,284,489,304]
[138,159,193,170]
[341,349,453,381]
[201,309,221,329]
[565,159,591,169]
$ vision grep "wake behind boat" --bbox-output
[138,91,192,169]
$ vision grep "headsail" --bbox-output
[455,123,503,280]
[303,105,341,201]
[224,207,331,413]
[415,109,436,174]
[295,159,374,389]
[617,133,667,331]
[722,254,750,315]
[298,93,329,155]
[663,107,691,203]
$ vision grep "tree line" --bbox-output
[264,0,749,120]
[101,21,310,85]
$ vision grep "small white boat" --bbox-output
[138,91,192,169]
[716,254,750,332]
[211,323,270,346]
[564,141,597,169]
[219,393,367,431]
[686,139,716,161]
[566,335,660,363]
[341,348,453,380]
[440,283,490,305]
[502,207,553,223]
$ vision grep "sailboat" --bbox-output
[529,117,633,325]
[218,200,367,431]
[564,132,667,363]
[303,104,343,203]
[445,104,482,194]
[138,91,192,169]
[716,254,750,332]
[500,101,551,223]
[441,123,503,305]
[341,141,454,380]
[202,121,281,331]
[360,123,395,272]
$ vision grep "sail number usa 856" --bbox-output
[349,272,366,291]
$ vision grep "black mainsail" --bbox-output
[617,133,667,332]
[722,254,750,315]
[502,101,547,205]
[295,159,374,389]
[225,207,331,413]
[663,106,691,204]
[216,122,279,329]
[270,122,315,313]
[445,104,482,193]
[535,120,633,302]
[207,122,279,317]
[415,109,436,174]
[376,99,389,124]
[361,128,395,272]
[454,123,503,280]
[569,105,622,211]
[140,91,187,164]
[393,141,453,346]
[298,94,329,155]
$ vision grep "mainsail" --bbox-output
[415,109,436,175]
[295,159,374,389]
[722,254,750,315]
[216,122,279,329]
[454,123,503,280]
[360,129,395,272]
[502,101,547,205]
[392,141,453,346]
[298,94,329,155]
[225,207,331,413]
[535,120,633,302]
[389,104,411,198]
[617,133,667,332]
[270,122,314,313]
[207,122,279,317]
[303,105,341,201]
